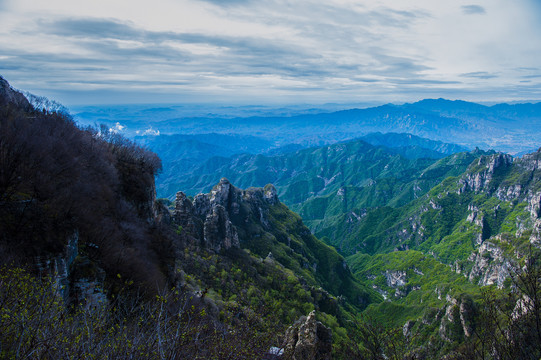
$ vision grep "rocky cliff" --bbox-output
[283,311,333,360]
[173,178,282,252]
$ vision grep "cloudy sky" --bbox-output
[1,0,540,106]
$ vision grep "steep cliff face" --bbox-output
[436,295,476,343]
[455,151,541,285]
[458,153,513,194]
[467,239,511,287]
[174,178,295,254]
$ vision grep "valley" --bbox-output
[2,75,541,359]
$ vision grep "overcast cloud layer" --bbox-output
[0,0,540,106]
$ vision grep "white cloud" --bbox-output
[142,127,160,135]
[110,122,126,133]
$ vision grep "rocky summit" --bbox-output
[173,178,281,252]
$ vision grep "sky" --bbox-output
[0,0,540,106]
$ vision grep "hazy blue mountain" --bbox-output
[359,132,470,156]
[136,133,275,161]
[74,99,541,154]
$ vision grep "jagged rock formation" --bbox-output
[35,231,80,303]
[283,311,332,360]
[458,153,513,194]
[173,178,283,252]
[467,239,511,287]
[385,270,410,298]
[203,204,239,251]
[437,295,476,342]
[174,178,237,251]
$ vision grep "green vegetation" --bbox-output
[3,77,541,358]
[348,251,479,325]
[0,267,278,359]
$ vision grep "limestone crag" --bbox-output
[174,192,199,235]
[467,240,510,288]
[517,149,541,171]
[385,270,407,288]
[458,153,513,194]
[35,231,106,307]
[35,231,79,303]
[203,204,239,251]
[530,219,541,245]
[495,184,523,202]
[173,179,280,252]
[263,183,279,205]
[144,182,158,224]
[210,178,242,215]
[283,311,332,360]
[527,191,541,219]
[193,193,211,218]
[154,200,172,225]
[436,295,475,342]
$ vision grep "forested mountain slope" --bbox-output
[0,75,380,358]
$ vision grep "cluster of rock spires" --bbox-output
[173,177,279,252]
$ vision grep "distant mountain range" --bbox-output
[151,133,467,202]
[75,98,541,154]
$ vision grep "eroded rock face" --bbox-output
[386,270,407,288]
[172,179,281,252]
[283,311,332,360]
[468,241,510,288]
[35,231,79,303]
[527,191,541,219]
[203,204,239,251]
[458,153,513,194]
[35,231,107,308]
[437,296,476,342]
[264,184,279,205]
[174,192,194,223]
[193,193,211,218]
[174,191,202,237]
[517,149,541,171]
